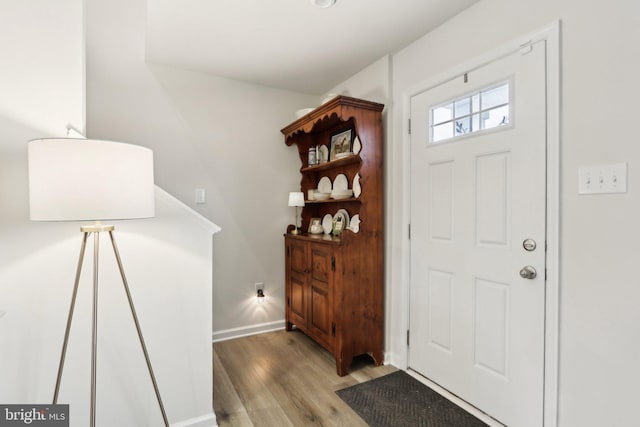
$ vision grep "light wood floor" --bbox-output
[213,330,397,426]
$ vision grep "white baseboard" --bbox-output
[212,320,286,343]
[384,351,407,370]
[171,412,217,427]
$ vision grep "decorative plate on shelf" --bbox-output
[318,176,332,194]
[322,214,333,234]
[353,136,362,155]
[333,174,349,192]
[347,214,361,233]
[353,173,361,198]
[318,145,329,163]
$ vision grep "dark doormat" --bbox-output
[336,371,489,427]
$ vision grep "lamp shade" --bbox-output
[288,192,305,207]
[28,138,155,221]
[311,0,336,8]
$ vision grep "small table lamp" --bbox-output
[28,138,169,427]
[288,191,305,235]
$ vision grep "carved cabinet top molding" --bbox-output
[281,95,384,143]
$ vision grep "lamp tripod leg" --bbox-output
[53,232,89,404]
[108,231,170,427]
[90,232,100,427]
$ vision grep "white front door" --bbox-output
[409,41,547,427]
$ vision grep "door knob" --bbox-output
[519,265,537,279]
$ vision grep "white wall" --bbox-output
[384,0,639,426]
[0,0,85,137]
[0,0,84,404]
[84,0,318,340]
[329,56,391,105]
[329,1,640,425]
[0,2,222,426]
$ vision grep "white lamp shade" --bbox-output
[288,192,305,207]
[311,0,336,8]
[28,138,155,221]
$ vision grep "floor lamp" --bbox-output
[28,138,169,427]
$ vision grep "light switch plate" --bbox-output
[195,188,206,204]
[578,163,627,194]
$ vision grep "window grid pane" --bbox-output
[430,81,510,143]
[433,122,453,141]
[481,84,509,110]
[433,103,453,125]
[454,98,470,118]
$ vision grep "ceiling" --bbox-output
[145,0,479,94]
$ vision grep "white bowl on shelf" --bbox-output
[295,108,314,119]
[314,192,331,200]
[331,194,351,200]
[331,189,353,199]
[321,93,339,104]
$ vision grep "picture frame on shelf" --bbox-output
[329,128,353,161]
[332,215,344,236]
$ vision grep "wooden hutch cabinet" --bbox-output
[281,96,384,376]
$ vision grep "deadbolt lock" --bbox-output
[523,239,537,252]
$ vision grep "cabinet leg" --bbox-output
[370,350,384,367]
[336,355,350,377]
[335,351,384,376]
[285,321,293,331]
